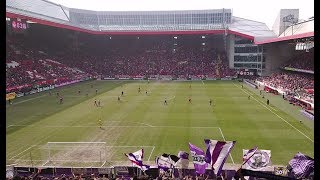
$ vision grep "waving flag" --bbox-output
[178,151,189,160]
[189,143,207,174]
[125,149,150,171]
[243,149,271,171]
[177,151,189,168]
[155,153,180,171]
[288,152,314,179]
[242,147,258,165]
[204,139,236,176]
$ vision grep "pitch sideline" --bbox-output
[218,127,235,164]
[233,82,314,143]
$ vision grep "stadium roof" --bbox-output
[255,18,314,45]
[255,32,313,45]
[6,0,276,41]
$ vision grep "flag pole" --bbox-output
[237,147,258,172]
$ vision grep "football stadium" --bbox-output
[6,0,314,179]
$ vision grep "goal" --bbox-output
[41,142,107,167]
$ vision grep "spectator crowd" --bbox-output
[6,33,235,92]
[283,50,314,71]
[6,35,89,92]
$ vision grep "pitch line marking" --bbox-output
[105,145,155,148]
[241,86,278,112]
[8,125,220,129]
[7,122,83,158]
[147,146,156,161]
[101,161,107,167]
[218,128,235,164]
[7,95,47,106]
[9,145,36,160]
[61,95,85,98]
[166,96,176,101]
[155,126,219,129]
[233,83,314,143]
[42,160,49,166]
[43,144,154,147]
[242,88,278,112]
[137,122,154,127]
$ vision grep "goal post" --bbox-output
[43,142,107,167]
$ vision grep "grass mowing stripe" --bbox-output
[7,81,128,159]
[233,82,314,143]
[7,80,313,166]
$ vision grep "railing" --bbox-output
[9,166,240,179]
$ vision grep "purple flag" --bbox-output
[178,151,189,159]
[155,154,179,171]
[125,149,150,171]
[189,143,207,174]
[288,152,314,179]
[242,147,258,165]
[177,151,189,169]
[204,139,236,176]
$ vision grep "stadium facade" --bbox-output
[6,0,278,76]
[256,17,314,75]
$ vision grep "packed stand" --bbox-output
[256,71,314,101]
[7,30,236,92]
[283,50,314,71]
[51,45,235,79]
[6,35,90,92]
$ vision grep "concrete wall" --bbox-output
[272,9,299,36]
[263,42,299,75]
[279,19,314,37]
[226,34,235,68]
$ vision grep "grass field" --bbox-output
[6,80,314,167]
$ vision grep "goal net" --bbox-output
[41,142,107,167]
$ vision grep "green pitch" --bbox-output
[6,80,314,167]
